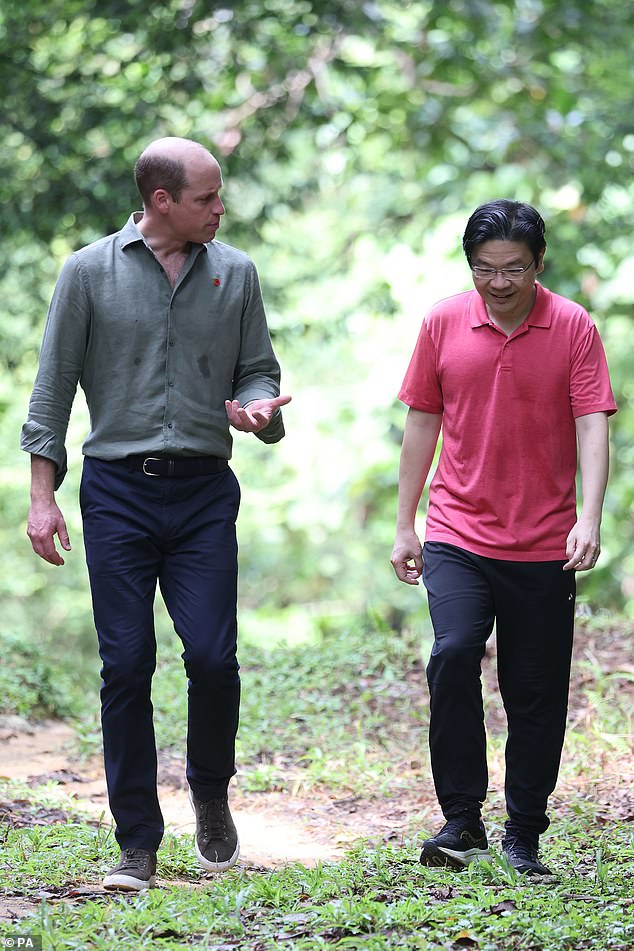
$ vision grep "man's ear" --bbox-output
[152,188,172,214]
[535,247,546,275]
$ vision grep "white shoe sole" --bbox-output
[439,846,490,866]
[103,872,156,891]
[421,843,490,869]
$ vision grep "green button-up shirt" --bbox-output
[21,214,284,488]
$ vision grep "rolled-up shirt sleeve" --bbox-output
[20,255,89,488]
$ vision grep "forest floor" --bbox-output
[1,712,438,920]
[1,616,633,928]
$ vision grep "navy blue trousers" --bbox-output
[80,457,241,851]
[422,541,576,837]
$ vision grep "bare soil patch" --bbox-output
[1,618,632,919]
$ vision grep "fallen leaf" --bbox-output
[489,900,517,915]
[432,885,458,900]
[453,930,479,947]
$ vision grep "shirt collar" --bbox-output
[118,213,208,257]
[470,282,552,329]
[119,213,146,249]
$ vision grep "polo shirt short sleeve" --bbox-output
[399,284,617,561]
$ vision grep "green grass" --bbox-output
[72,612,431,797]
[14,606,631,801]
[0,796,632,950]
[1,614,632,949]
[0,631,82,719]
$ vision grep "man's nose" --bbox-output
[490,270,511,287]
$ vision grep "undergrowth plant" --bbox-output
[1,616,632,949]
[0,792,632,950]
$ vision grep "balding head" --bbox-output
[134,137,217,206]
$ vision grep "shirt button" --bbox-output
[168,381,174,387]
[168,339,175,346]
[167,423,173,429]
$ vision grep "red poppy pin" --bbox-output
[213,276,221,286]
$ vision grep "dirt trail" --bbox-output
[1,716,432,920]
[3,620,631,921]
[0,717,422,871]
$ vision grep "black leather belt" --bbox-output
[125,455,228,477]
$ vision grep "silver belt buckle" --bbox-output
[142,457,162,477]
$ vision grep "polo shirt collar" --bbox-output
[470,282,552,329]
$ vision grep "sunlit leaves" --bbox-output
[1,0,633,623]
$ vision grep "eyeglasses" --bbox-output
[470,261,535,281]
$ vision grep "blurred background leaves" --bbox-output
[1,0,632,677]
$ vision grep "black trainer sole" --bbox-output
[503,856,554,877]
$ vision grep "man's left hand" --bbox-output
[563,519,601,571]
[225,394,292,433]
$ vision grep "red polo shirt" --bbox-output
[399,283,617,561]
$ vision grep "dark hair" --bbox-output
[134,154,189,204]
[462,199,546,264]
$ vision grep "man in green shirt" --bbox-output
[21,136,291,891]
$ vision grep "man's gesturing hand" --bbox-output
[225,395,292,433]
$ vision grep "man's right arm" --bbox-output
[22,255,87,564]
[20,254,89,490]
[27,455,71,566]
[391,408,442,585]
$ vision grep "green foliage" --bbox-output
[1,803,632,949]
[0,631,81,718]
[68,613,633,806]
[71,606,431,795]
[1,0,633,658]
[0,615,632,948]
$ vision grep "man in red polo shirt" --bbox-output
[391,199,617,876]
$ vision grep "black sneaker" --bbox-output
[103,848,157,891]
[502,834,552,876]
[420,818,489,869]
[189,789,240,871]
